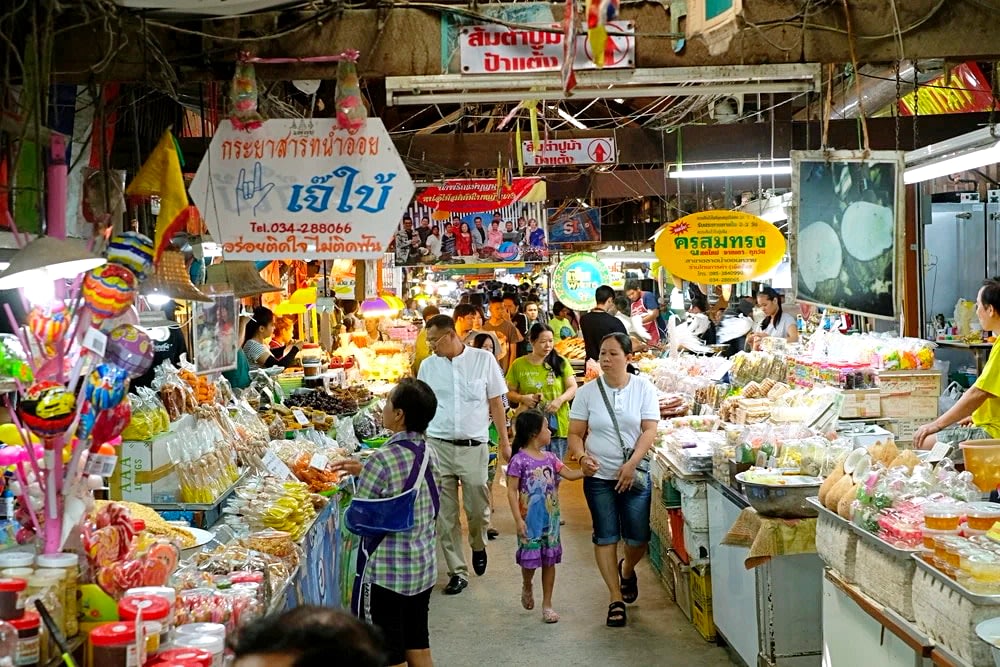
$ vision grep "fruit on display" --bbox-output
[554,337,585,360]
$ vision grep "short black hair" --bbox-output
[503,294,520,307]
[232,606,387,667]
[489,294,505,305]
[453,303,477,319]
[595,285,616,306]
[389,378,438,433]
[602,331,634,355]
[624,279,641,292]
[425,314,456,332]
[421,305,440,321]
[613,295,630,313]
[690,295,708,312]
[982,278,1000,313]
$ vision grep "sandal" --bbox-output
[606,601,627,627]
[542,608,560,624]
[619,559,639,604]
[521,584,535,610]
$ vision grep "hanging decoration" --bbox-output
[125,131,190,263]
[334,52,367,132]
[229,52,265,131]
[562,0,579,93]
[586,0,620,68]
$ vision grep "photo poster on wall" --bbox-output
[547,205,601,245]
[191,287,239,374]
[390,178,549,268]
[791,150,905,320]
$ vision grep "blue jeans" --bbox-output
[582,474,651,547]
[546,437,568,462]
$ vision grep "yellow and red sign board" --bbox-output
[899,62,994,116]
[654,210,785,285]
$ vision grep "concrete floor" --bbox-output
[428,481,737,667]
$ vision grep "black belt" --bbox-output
[433,437,484,447]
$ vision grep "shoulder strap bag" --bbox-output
[596,378,650,492]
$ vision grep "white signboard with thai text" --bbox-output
[522,137,617,166]
[460,22,634,74]
[189,119,414,260]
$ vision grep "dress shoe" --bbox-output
[473,549,488,576]
[444,575,468,595]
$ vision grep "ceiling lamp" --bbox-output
[274,302,308,316]
[386,64,821,106]
[359,297,395,317]
[904,127,1000,184]
[669,161,792,179]
[380,294,406,311]
[0,237,106,291]
[290,287,317,305]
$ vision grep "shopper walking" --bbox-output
[506,324,577,462]
[507,410,590,624]
[411,306,440,375]
[418,315,511,595]
[568,333,659,627]
[483,294,522,373]
[332,378,440,667]
[471,332,507,541]
[579,285,627,362]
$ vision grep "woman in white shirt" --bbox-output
[748,286,798,350]
[568,333,659,628]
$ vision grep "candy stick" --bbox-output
[62,436,88,499]
[43,444,61,553]
[4,304,35,371]
[14,462,41,535]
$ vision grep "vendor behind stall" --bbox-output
[747,287,798,350]
[243,306,302,371]
[914,279,1000,450]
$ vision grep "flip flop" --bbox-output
[543,608,560,624]
[619,559,639,604]
[521,584,535,610]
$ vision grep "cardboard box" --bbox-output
[109,414,195,504]
[692,597,717,641]
[880,393,938,420]
[876,370,942,397]
[840,389,882,419]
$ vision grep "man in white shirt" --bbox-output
[417,314,511,595]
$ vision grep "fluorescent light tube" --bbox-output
[669,165,792,179]
[555,108,588,129]
[903,141,1000,184]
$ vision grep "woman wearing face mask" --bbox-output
[747,287,798,350]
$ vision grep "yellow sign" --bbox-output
[654,210,785,285]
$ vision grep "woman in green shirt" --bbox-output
[506,323,578,461]
[549,301,577,342]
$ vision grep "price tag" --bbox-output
[292,409,310,426]
[309,453,329,470]
[708,360,733,383]
[82,328,108,357]
[261,450,292,480]
[925,440,952,463]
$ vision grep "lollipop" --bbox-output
[107,232,154,282]
[29,304,69,353]
[105,325,153,378]
[91,398,132,446]
[85,364,129,411]
[19,381,76,439]
[82,264,137,324]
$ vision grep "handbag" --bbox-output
[596,378,650,492]
[344,439,437,538]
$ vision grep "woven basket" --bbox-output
[912,563,998,666]
[142,249,210,302]
[855,537,917,620]
[206,261,281,298]
[816,511,858,583]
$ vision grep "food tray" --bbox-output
[912,555,1000,666]
[145,471,246,512]
[806,497,859,583]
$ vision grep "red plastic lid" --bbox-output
[146,648,213,667]
[133,519,146,532]
[0,578,27,593]
[8,611,39,631]
[118,594,170,621]
[89,621,137,646]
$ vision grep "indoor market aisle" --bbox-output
[429,481,738,666]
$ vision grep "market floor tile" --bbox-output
[429,481,737,666]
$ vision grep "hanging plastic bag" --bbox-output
[940,381,964,415]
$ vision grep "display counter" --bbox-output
[707,479,824,667]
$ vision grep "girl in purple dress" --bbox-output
[507,410,590,623]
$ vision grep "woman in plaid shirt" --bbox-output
[333,378,440,667]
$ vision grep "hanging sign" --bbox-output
[460,21,634,74]
[522,138,616,167]
[654,210,785,285]
[189,119,415,261]
[552,252,610,311]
